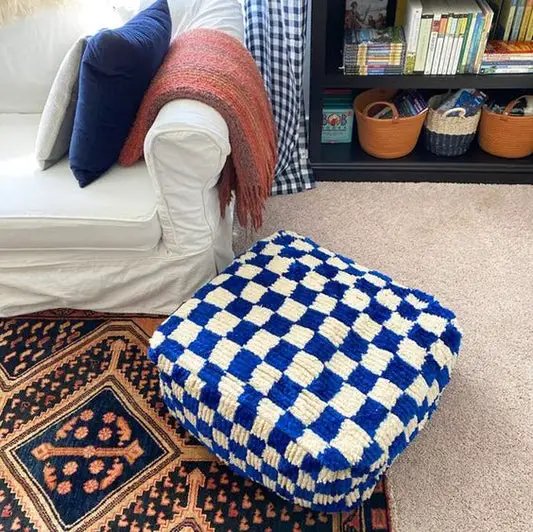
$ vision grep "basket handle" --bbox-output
[443,107,467,118]
[501,95,533,118]
[363,101,400,122]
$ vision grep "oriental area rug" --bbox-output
[0,310,391,532]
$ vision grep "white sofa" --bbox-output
[0,0,244,316]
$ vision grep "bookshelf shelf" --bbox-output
[313,140,533,183]
[309,0,533,184]
[322,72,533,89]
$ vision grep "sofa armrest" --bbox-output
[144,99,233,270]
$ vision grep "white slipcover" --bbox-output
[0,114,161,252]
[0,0,244,316]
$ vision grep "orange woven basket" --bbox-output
[354,88,428,159]
[478,96,533,159]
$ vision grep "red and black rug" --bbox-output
[0,310,392,532]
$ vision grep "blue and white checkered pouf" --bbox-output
[149,231,461,511]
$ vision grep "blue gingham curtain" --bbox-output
[244,0,315,195]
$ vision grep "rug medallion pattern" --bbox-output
[0,310,391,531]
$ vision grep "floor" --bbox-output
[234,182,533,532]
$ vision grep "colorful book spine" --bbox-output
[527,3,533,37]
[357,45,368,66]
[480,65,533,72]
[483,40,533,54]
[432,10,449,74]
[458,13,469,73]
[474,0,495,74]
[519,0,533,39]
[458,11,473,73]
[425,7,442,73]
[414,8,434,73]
[482,58,533,64]
[444,13,461,75]
[466,11,484,72]
[404,0,424,73]
[438,5,455,74]
[498,0,518,39]
[459,3,478,73]
[396,0,408,25]
[502,0,517,41]
[450,14,467,74]
[483,54,533,60]
[511,0,527,39]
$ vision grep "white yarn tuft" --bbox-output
[0,0,71,25]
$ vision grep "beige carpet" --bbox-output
[233,182,533,532]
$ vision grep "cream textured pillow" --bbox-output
[35,36,88,170]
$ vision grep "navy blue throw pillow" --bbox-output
[69,0,171,187]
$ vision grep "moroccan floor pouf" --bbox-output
[149,231,461,512]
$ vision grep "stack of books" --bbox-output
[343,27,406,75]
[371,90,428,117]
[480,40,533,72]
[402,0,497,75]
[495,0,533,41]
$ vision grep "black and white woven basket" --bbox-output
[424,94,481,157]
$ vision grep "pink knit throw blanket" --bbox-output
[120,29,277,229]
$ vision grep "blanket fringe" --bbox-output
[120,29,278,230]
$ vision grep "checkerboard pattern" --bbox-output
[243,0,314,195]
[150,231,461,511]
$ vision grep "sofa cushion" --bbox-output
[0,114,161,251]
[69,0,172,186]
[0,0,121,113]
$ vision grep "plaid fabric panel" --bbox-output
[150,231,461,512]
[243,0,315,195]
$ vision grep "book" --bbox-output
[345,0,389,29]
[414,1,434,73]
[432,5,449,73]
[449,13,467,74]
[474,0,495,74]
[496,0,518,39]
[373,90,427,118]
[518,0,533,39]
[466,9,484,72]
[425,0,442,73]
[352,68,405,74]
[486,0,504,38]
[481,40,533,69]
[481,59,533,64]
[482,39,533,56]
[445,11,459,74]
[457,12,470,72]
[403,0,424,73]
[527,2,533,36]
[343,26,406,75]
[479,40,533,72]
[480,65,533,72]
[396,0,408,25]
[458,1,480,73]
[438,1,455,74]
[510,0,527,39]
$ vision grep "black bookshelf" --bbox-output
[324,72,533,89]
[309,0,533,183]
